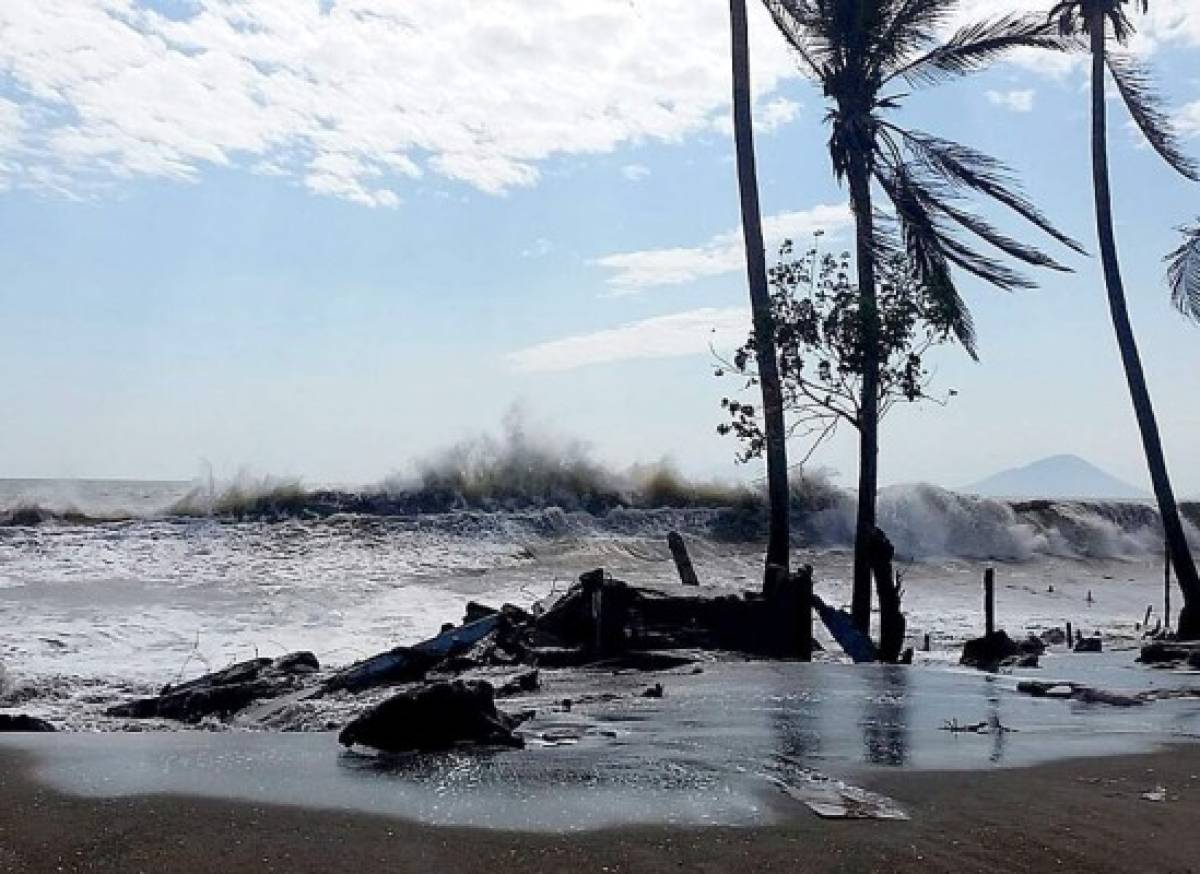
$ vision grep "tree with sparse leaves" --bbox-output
[1047,0,1200,638]
[717,239,957,465]
[762,0,1082,633]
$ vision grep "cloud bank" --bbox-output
[508,306,749,373]
[0,0,799,204]
[594,202,853,293]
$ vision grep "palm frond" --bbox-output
[895,128,1087,254]
[870,0,960,74]
[887,14,1077,86]
[930,197,1072,272]
[1107,53,1200,182]
[873,165,978,355]
[1166,221,1200,322]
[761,0,826,79]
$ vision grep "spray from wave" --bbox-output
[1,415,1196,562]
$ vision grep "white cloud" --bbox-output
[2,1,1193,205]
[0,98,22,150]
[710,96,802,136]
[508,306,749,373]
[0,0,798,204]
[986,89,1035,113]
[621,163,651,182]
[594,202,853,293]
[1179,100,1200,138]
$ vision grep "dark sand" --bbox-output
[2,745,1199,873]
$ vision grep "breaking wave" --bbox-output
[1,417,1196,562]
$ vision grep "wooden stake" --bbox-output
[667,532,700,587]
[795,565,813,662]
[984,567,995,637]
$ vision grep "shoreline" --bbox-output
[3,743,1200,872]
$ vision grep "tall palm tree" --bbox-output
[730,0,791,589]
[764,0,1083,633]
[1049,0,1200,638]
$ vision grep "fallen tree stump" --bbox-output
[1017,680,1144,707]
[108,652,321,723]
[338,680,526,752]
[0,714,56,733]
[960,631,1022,671]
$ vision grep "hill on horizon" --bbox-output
[962,454,1150,500]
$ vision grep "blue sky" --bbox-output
[0,0,1198,493]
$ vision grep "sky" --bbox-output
[0,0,1198,494]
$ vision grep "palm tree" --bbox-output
[764,0,1082,633]
[730,0,792,589]
[1049,0,1200,638]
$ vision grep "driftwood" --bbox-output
[338,680,527,752]
[812,593,878,663]
[108,652,320,723]
[0,714,56,733]
[868,528,906,664]
[667,532,700,586]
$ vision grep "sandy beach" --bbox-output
[1,743,1198,873]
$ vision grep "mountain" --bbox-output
[963,454,1150,500]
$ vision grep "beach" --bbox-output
[3,743,1199,873]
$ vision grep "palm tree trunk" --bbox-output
[729,0,790,588]
[1088,14,1200,638]
[846,149,880,635]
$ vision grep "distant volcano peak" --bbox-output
[963,454,1149,500]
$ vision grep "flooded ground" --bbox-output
[6,657,1200,831]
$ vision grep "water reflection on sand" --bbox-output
[6,656,1200,830]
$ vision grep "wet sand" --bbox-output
[2,744,1199,873]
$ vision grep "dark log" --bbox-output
[960,630,1022,671]
[338,680,526,752]
[984,567,996,638]
[765,565,814,659]
[0,714,56,733]
[870,528,905,664]
[667,532,700,586]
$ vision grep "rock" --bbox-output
[1018,635,1047,656]
[338,680,526,752]
[463,602,499,624]
[1073,687,1142,707]
[160,657,271,697]
[272,651,320,674]
[494,669,539,698]
[1139,642,1197,665]
[109,679,289,723]
[0,714,56,732]
[960,630,1022,671]
[1040,627,1068,646]
[1074,635,1103,653]
[1002,654,1040,669]
[109,655,311,723]
[1017,680,1143,707]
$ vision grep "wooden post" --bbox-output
[923,633,931,652]
[667,532,700,587]
[795,565,813,662]
[984,567,995,637]
[1066,621,1073,646]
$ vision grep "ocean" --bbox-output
[1,475,1196,731]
